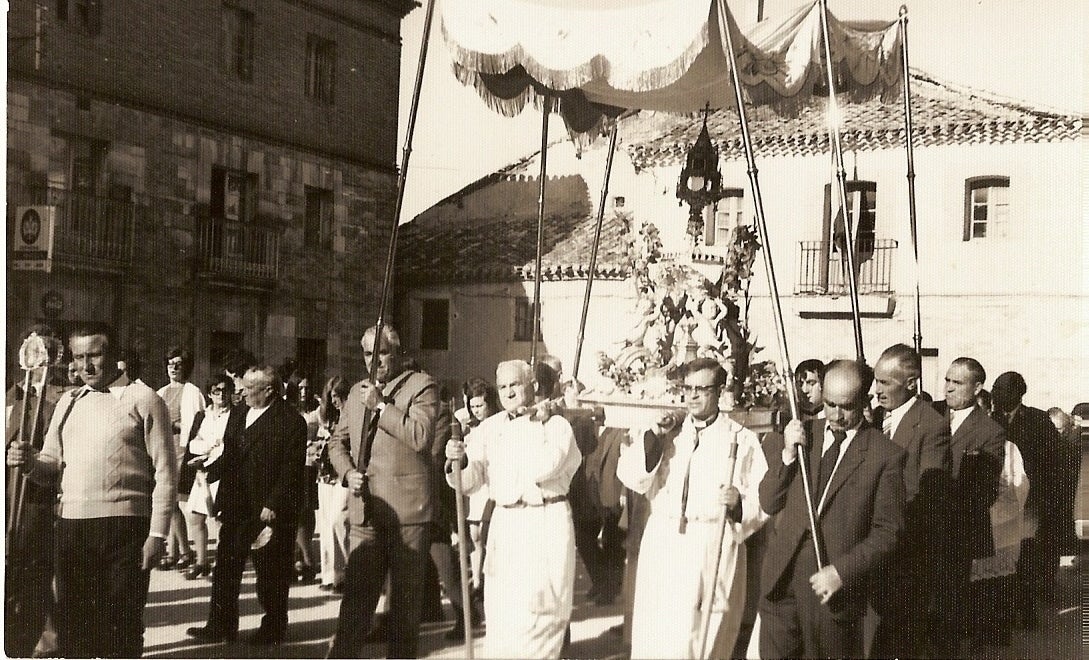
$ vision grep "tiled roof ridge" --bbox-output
[627,72,1082,167]
[399,263,630,285]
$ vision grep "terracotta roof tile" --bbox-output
[397,174,631,285]
[625,73,1081,168]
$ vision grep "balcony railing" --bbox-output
[197,218,280,283]
[795,238,897,295]
[33,188,136,270]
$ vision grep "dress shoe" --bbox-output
[247,629,283,646]
[184,562,212,580]
[186,626,236,644]
[175,552,196,570]
[296,563,317,583]
[157,555,177,570]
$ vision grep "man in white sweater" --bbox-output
[7,322,177,657]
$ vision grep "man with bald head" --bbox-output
[446,359,581,658]
[188,365,307,646]
[758,359,906,658]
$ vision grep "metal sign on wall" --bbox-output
[11,206,56,272]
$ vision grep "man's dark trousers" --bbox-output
[54,516,151,658]
[328,513,430,658]
[760,537,862,658]
[206,517,296,638]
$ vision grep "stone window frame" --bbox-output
[303,185,334,249]
[705,187,745,247]
[963,176,1010,241]
[513,298,542,343]
[221,3,254,83]
[305,34,336,104]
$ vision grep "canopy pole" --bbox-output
[571,120,620,383]
[718,2,823,568]
[530,94,551,367]
[898,6,924,363]
[817,0,866,362]
[369,0,437,373]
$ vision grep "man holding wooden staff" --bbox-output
[616,357,769,659]
[445,359,581,659]
[758,359,906,658]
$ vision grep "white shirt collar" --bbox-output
[245,403,271,427]
[883,396,916,438]
[949,405,974,435]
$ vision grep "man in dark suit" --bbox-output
[869,343,951,657]
[759,360,906,658]
[991,371,1062,623]
[187,365,307,646]
[931,357,1005,652]
[327,324,441,658]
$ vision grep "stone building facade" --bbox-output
[6,0,414,388]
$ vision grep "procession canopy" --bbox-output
[442,0,904,134]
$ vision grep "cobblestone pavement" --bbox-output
[141,542,1081,659]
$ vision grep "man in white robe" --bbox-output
[446,360,581,659]
[618,357,769,659]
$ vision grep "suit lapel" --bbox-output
[889,399,920,449]
[818,427,869,516]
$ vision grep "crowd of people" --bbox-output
[4,320,1082,659]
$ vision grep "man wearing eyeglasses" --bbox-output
[616,357,769,658]
[187,365,307,646]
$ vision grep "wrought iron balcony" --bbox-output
[795,238,897,295]
[34,187,135,271]
[197,218,280,284]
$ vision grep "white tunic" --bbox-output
[617,414,769,659]
[449,412,582,659]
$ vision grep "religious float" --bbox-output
[370,1,927,653]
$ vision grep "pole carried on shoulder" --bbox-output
[448,401,475,659]
[697,436,739,659]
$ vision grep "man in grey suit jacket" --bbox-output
[327,325,441,658]
[869,344,951,658]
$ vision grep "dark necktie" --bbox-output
[815,429,847,501]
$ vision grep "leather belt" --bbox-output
[501,494,567,509]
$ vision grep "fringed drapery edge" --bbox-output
[441,5,713,95]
